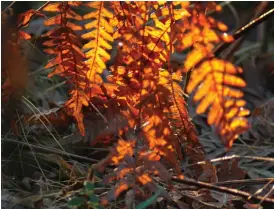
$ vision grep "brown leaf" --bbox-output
[19,30,31,40]
[217,159,246,182]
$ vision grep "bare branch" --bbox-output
[197,155,274,164]
[214,178,274,187]
[214,8,274,56]
[172,177,274,203]
[1,1,16,15]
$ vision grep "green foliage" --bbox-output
[68,196,86,208]
[68,181,103,209]
[136,190,162,209]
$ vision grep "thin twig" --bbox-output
[1,1,16,15]
[22,97,63,149]
[250,179,274,199]
[197,155,274,164]
[36,1,50,12]
[224,2,268,61]
[172,177,274,203]
[214,7,274,56]
[260,185,274,204]
[16,111,49,191]
[214,178,274,187]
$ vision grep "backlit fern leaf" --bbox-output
[97,2,187,202]
[172,2,250,147]
[42,2,89,135]
[14,1,256,206]
[187,58,250,147]
[82,2,115,83]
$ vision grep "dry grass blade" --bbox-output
[214,178,274,187]
[2,138,98,163]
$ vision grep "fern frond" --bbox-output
[16,1,253,205]
[101,137,172,205]
[187,58,250,147]
[82,2,115,83]
[171,2,250,147]
[96,3,188,201]
[42,2,90,135]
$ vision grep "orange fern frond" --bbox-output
[171,2,250,147]
[17,9,46,40]
[102,138,171,205]
[187,58,250,147]
[42,2,90,134]
[15,1,254,205]
[95,3,188,201]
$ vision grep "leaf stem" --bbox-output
[214,8,274,56]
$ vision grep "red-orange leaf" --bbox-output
[18,30,31,40]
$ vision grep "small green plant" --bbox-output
[68,181,103,209]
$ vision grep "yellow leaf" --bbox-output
[197,92,215,114]
[43,3,60,12]
[230,118,249,130]
[99,29,113,42]
[98,37,112,49]
[193,78,212,101]
[84,20,98,30]
[213,73,246,87]
[96,55,107,71]
[102,7,113,19]
[226,107,239,119]
[84,11,100,20]
[100,17,114,33]
[184,45,211,72]
[208,102,223,125]
[203,28,220,43]
[97,47,111,60]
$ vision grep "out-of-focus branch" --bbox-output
[172,176,274,203]
[214,7,274,56]
[197,154,274,164]
[223,2,269,60]
[214,178,274,187]
[1,1,16,15]
[36,1,50,12]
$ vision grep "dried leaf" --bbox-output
[17,9,45,27]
